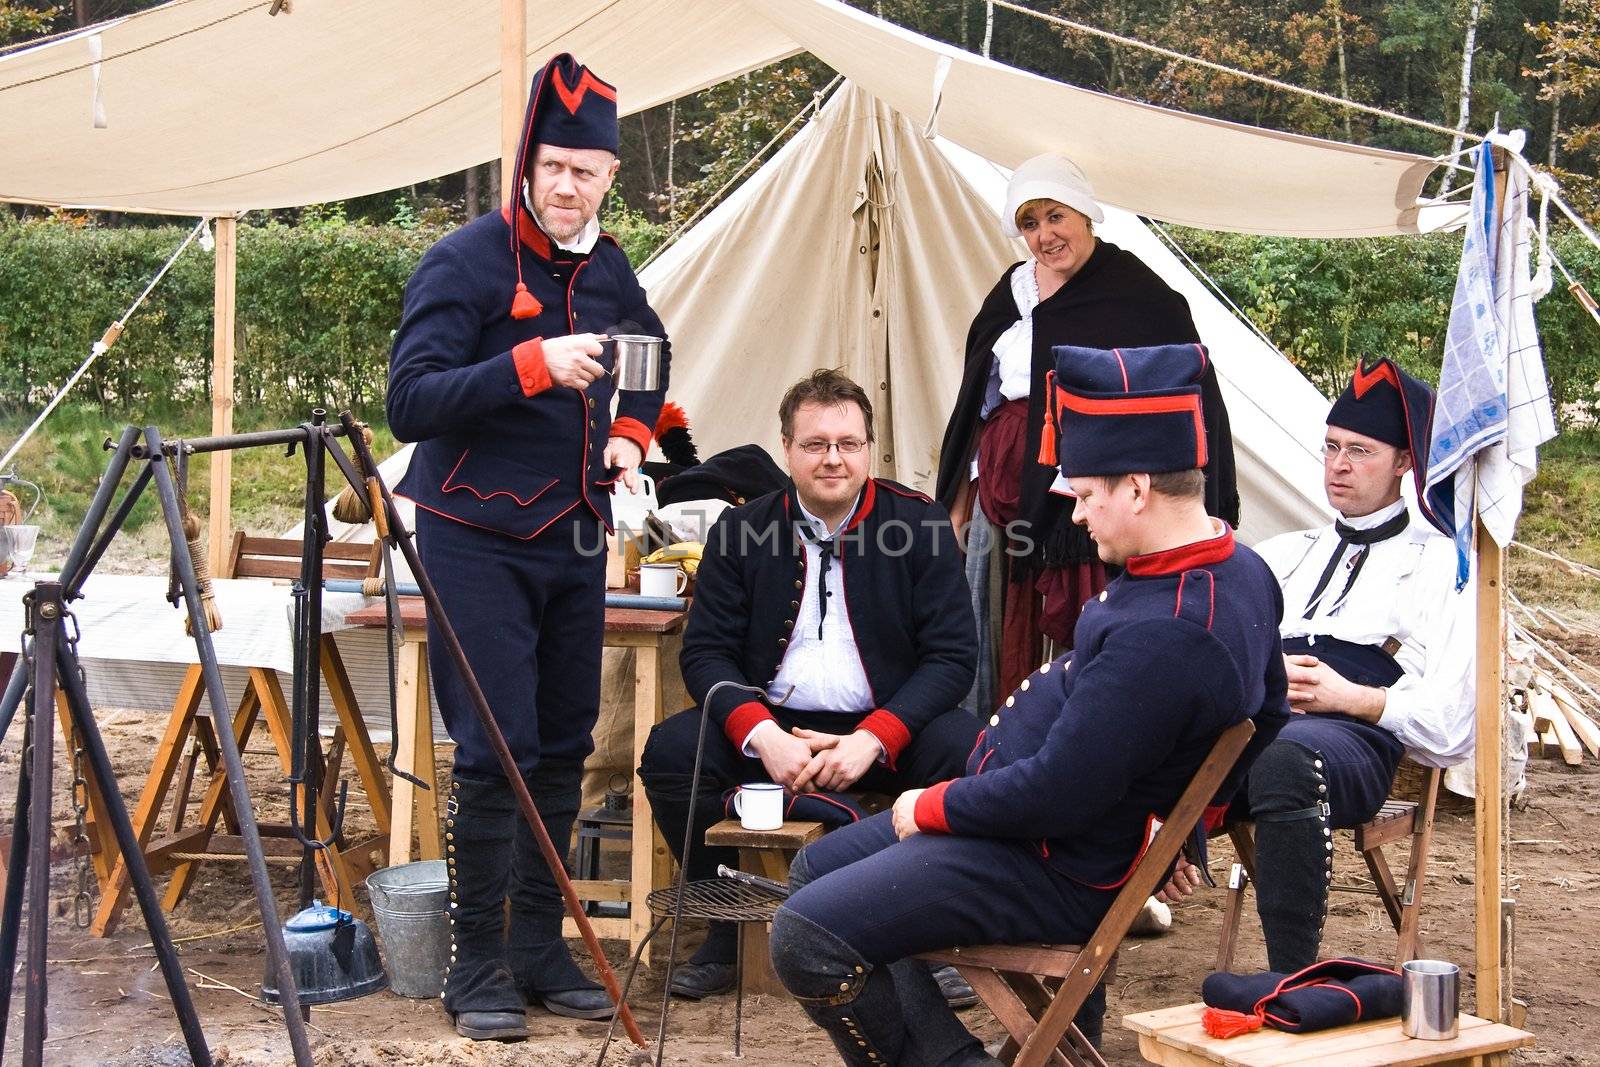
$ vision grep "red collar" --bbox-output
[501,203,553,260]
[1125,522,1235,576]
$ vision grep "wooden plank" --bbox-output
[208,214,236,576]
[569,879,631,902]
[89,665,206,936]
[922,943,1083,980]
[1551,692,1600,758]
[630,640,675,958]
[345,596,687,636]
[321,640,392,835]
[1531,690,1582,765]
[498,0,525,198]
[163,686,261,911]
[705,819,824,851]
[1122,1005,1532,1067]
[388,637,429,865]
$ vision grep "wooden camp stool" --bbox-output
[704,818,823,995]
[1215,763,1443,972]
[87,535,391,937]
[1123,1002,1533,1066]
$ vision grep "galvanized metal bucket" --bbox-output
[366,860,450,998]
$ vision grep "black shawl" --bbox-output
[934,240,1240,568]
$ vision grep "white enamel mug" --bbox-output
[733,782,784,831]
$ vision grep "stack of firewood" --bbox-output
[1507,610,1600,767]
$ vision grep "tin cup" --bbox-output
[1400,959,1459,1040]
[607,334,662,391]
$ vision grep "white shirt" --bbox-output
[1254,499,1477,767]
[740,497,879,755]
[975,261,1074,495]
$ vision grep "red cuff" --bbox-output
[857,710,911,768]
[1201,803,1231,835]
[609,416,652,458]
[724,700,777,748]
[512,338,551,396]
[914,780,955,834]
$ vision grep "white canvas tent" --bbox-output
[325,84,1331,547]
[0,0,1452,237]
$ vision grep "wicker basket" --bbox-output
[1389,756,1431,805]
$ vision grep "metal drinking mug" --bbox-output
[1400,959,1459,1040]
[608,334,662,391]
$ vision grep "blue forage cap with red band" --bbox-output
[1045,343,1211,477]
[507,53,620,318]
[1326,357,1451,534]
[1199,958,1402,1038]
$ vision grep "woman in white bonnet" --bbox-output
[935,152,1238,711]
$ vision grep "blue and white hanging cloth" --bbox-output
[1424,131,1557,588]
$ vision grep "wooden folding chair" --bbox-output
[1214,761,1442,972]
[919,718,1256,1067]
[88,534,392,936]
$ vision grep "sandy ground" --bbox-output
[0,706,1594,1066]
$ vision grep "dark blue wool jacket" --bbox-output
[915,524,1289,889]
[681,479,976,766]
[389,205,668,538]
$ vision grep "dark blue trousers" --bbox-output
[417,508,607,779]
[783,811,1113,967]
[1243,714,1403,829]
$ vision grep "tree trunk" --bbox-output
[982,0,994,59]
[74,0,88,28]
[1440,0,1483,197]
[464,164,481,218]
[1330,0,1352,140]
[666,99,677,219]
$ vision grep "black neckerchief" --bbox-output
[1301,507,1411,620]
[796,495,863,640]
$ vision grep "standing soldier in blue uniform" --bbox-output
[388,53,668,1041]
[767,344,1290,1066]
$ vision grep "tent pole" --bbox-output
[499,0,526,205]
[1473,519,1506,1022]
[1473,145,1511,1024]
[208,215,237,575]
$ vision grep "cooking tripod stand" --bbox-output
[0,411,646,1065]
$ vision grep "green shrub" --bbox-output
[1170,226,1600,425]
[0,208,671,420]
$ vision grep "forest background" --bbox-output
[1,0,1598,601]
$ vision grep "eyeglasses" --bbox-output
[794,438,868,456]
[1321,441,1393,464]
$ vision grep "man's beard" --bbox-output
[534,203,589,244]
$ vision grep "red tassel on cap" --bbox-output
[1201,1007,1265,1039]
[511,283,542,320]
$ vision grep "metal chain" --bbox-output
[61,602,95,928]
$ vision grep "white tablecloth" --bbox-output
[0,573,438,740]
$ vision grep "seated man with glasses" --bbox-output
[639,368,982,1000]
[1161,357,1475,974]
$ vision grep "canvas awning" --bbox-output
[0,0,1447,235]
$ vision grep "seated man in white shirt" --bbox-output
[639,369,981,999]
[1163,357,1474,972]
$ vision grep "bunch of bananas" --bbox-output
[640,541,703,578]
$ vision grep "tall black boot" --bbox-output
[506,758,614,1020]
[443,773,527,1040]
[771,907,998,1067]
[1248,742,1333,973]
